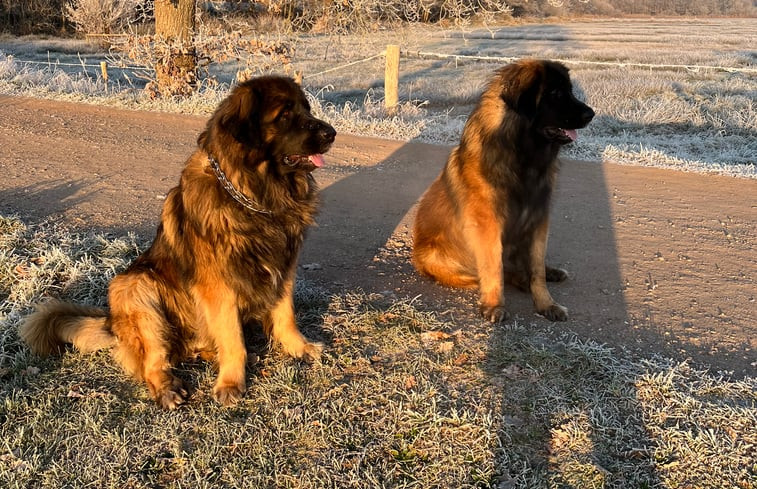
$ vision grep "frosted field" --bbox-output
[1,17,755,177]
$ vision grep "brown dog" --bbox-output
[412,59,594,322]
[20,76,336,408]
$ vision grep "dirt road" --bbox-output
[1,95,754,377]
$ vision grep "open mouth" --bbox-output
[283,154,325,170]
[543,127,579,144]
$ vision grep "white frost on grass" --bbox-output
[308,89,467,144]
[2,17,756,179]
[0,51,106,96]
[565,135,756,178]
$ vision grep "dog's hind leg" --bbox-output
[412,243,478,289]
[109,274,188,409]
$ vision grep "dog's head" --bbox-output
[498,59,594,144]
[202,76,336,172]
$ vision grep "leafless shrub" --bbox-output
[257,0,513,33]
[65,0,148,35]
[110,30,295,97]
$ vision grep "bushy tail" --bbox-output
[19,299,116,356]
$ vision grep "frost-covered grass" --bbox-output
[1,18,755,177]
[1,215,755,488]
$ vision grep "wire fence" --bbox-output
[7,58,146,71]
[401,50,757,74]
[4,47,755,95]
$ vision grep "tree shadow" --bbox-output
[0,178,91,221]
[0,177,163,237]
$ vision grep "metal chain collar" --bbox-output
[208,156,273,215]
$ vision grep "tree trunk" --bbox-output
[153,0,196,97]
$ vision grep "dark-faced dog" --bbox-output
[412,59,594,322]
[20,76,336,408]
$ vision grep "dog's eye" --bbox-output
[550,89,563,99]
[277,103,294,121]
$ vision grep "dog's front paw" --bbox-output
[299,341,323,363]
[480,304,510,323]
[213,382,245,407]
[156,378,188,410]
[280,335,323,363]
[157,389,187,410]
[537,303,568,322]
[546,267,569,282]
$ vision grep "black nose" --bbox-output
[581,106,595,125]
[319,123,336,144]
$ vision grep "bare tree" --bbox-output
[153,0,196,96]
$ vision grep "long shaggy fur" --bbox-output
[20,76,336,409]
[412,59,594,322]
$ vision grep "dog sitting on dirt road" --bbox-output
[412,59,595,322]
[20,76,336,409]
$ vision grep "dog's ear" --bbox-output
[218,83,263,147]
[499,62,544,119]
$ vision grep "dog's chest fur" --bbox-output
[130,165,318,320]
[477,133,560,240]
[202,171,318,314]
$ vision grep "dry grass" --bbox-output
[1,215,754,488]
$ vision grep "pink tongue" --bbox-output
[564,129,578,141]
[308,154,325,168]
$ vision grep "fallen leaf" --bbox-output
[420,331,451,343]
[548,427,572,452]
[378,312,398,323]
[453,353,470,366]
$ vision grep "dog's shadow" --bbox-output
[299,138,445,291]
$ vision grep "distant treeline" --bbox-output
[510,0,756,16]
[0,0,67,35]
[1,0,754,35]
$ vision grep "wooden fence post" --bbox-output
[100,61,108,83]
[384,44,400,112]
